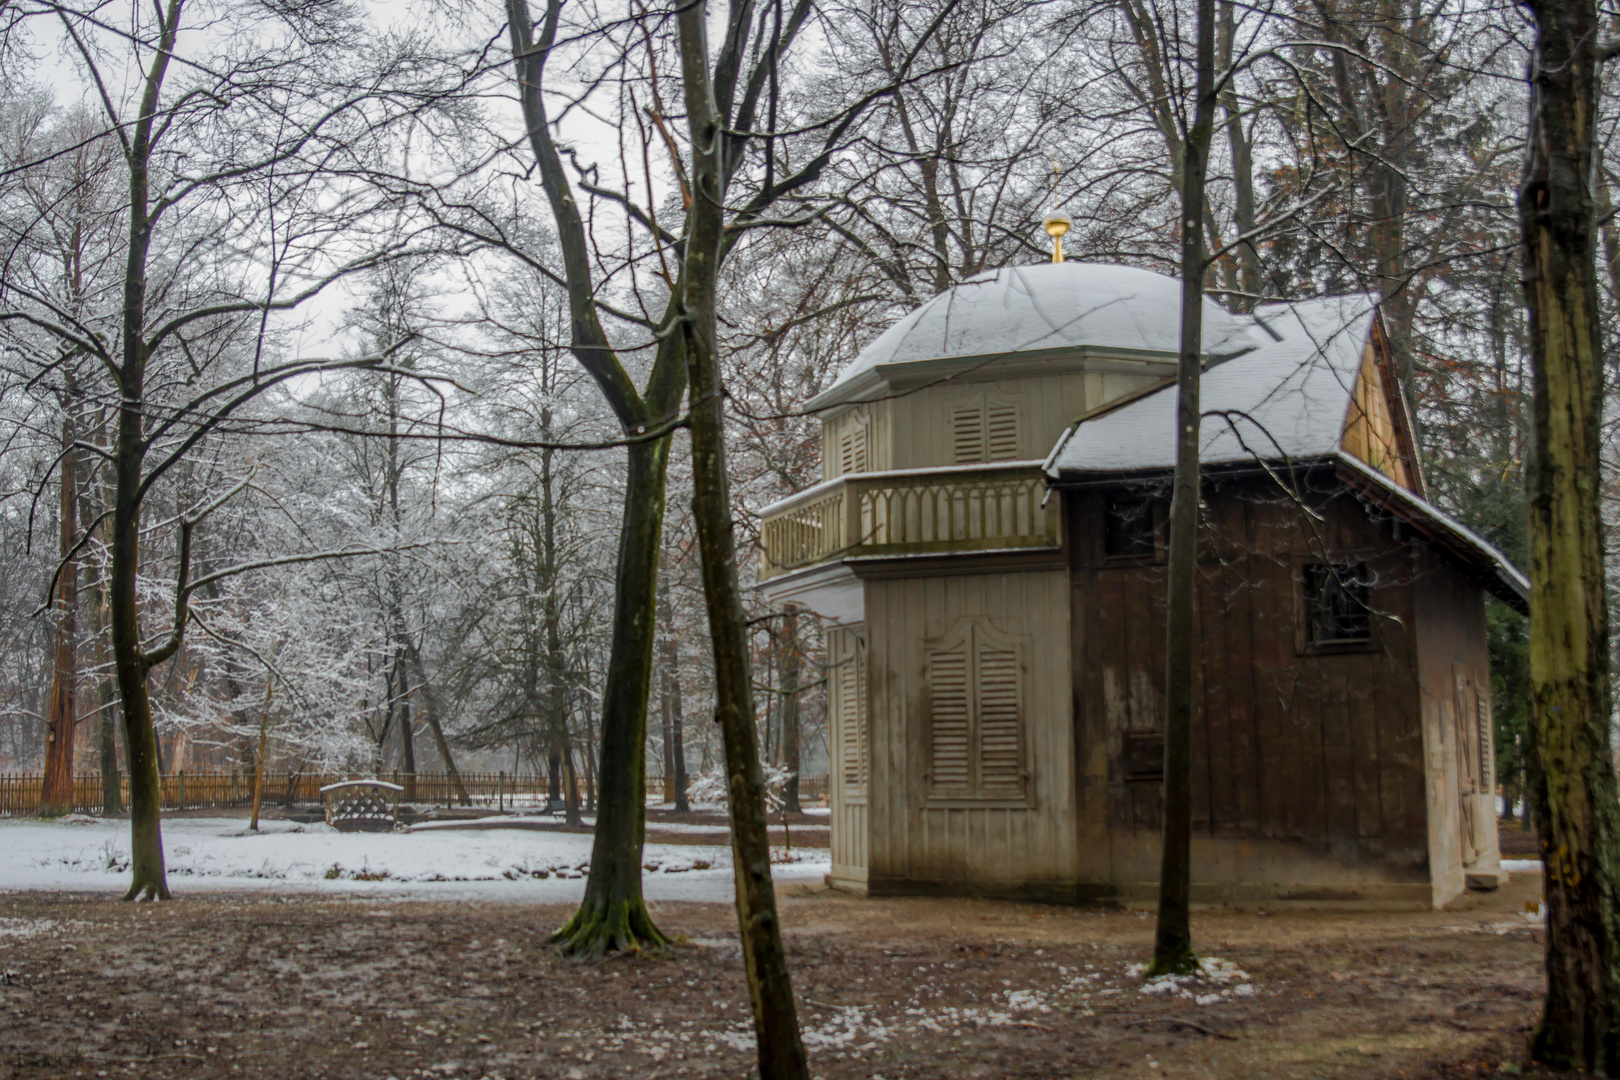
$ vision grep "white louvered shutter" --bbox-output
[986,402,1019,461]
[952,403,985,464]
[838,423,868,475]
[976,642,1023,795]
[854,638,869,787]
[839,648,861,788]
[928,648,972,793]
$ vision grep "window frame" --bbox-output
[1297,559,1378,653]
[1100,494,1165,565]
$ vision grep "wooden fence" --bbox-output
[0,769,830,817]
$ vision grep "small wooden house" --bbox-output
[758,261,1524,909]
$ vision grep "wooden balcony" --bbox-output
[757,463,1059,581]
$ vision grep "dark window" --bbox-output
[1304,562,1372,645]
[1104,497,1157,559]
[1123,731,1164,780]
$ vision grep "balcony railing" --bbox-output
[758,463,1059,580]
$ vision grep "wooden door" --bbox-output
[1452,665,1483,866]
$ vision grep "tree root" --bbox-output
[1143,947,1200,977]
[121,880,171,902]
[547,897,671,959]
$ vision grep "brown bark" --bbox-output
[397,661,416,802]
[660,575,690,812]
[408,644,469,806]
[675,0,809,1072]
[1518,0,1620,1067]
[1150,0,1217,979]
[111,0,185,902]
[507,0,686,955]
[781,607,802,815]
[249,678,272,832]
[1216,1,1260,308]
[657,576,679,804]
[41,411,79,816]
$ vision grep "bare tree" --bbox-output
[0,0,450,897]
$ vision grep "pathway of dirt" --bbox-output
[0,873,1549,1080]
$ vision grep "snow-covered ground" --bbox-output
[0,816,829,901]
[1501,859,1541,873]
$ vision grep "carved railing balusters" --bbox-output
[758,465,1058,579]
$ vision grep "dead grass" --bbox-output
[0,871,1548,1079]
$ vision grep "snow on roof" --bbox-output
[1044,294,1378,474]
[319,779,405,793]
[812,262,1257,408]
[1042,293,1529,610]
[1333,452,1529,610]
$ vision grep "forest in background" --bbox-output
[0,0,1580,817]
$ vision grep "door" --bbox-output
[1452,665,1484,866]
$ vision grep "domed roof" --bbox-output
[813,262,1258,407]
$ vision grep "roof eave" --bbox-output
[1043,452,1530,614]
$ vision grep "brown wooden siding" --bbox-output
[1068,472,1442,895]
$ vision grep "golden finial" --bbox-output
[1043,156,1070,263]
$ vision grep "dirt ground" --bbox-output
[0,856,1553,1080]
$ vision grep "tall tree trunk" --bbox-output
[109,0,183,902]
[398,660,416,801]
[659,578,677,803]
[90,486,122,815]
[660,576,690,811]
[781,607,802,815]
[545,435,675,954]
[1150,0,1217,978]
[507,0,687,953]
[1519,0,1620,1067]
[671,668,688,813]
[1216,1,1260,308]
[562,735,581,826]
[249,677,273,831]
[111,401,168,901]
[409,645,468,805]
[676,3,809,1073]
[41,412,79,816]
[98,680,121,814]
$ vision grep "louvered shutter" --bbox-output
[976,642,1023,795]
[854,638,869,788]
[839,649,860,787]
[839,637,868,791]
[1476,693,1492,790]
[986,402,1019,461]
[927,648,972,793]
[839,422,868,475]
[952,403,985,464]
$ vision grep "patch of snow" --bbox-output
[1130,957,1255,1006]
[1502,859,1542,873]
[0,816,828,902]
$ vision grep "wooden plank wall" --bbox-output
[821,368,1165,480]
[1069,475,1437,893]
[863,567,1075,893]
